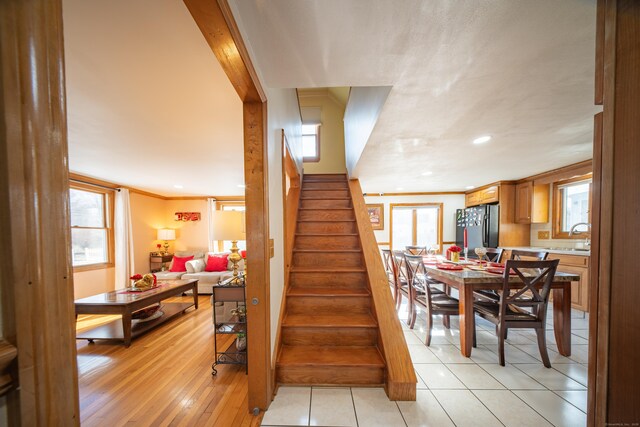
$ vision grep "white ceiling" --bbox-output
[63,0,244,197]
[230,0,600,192]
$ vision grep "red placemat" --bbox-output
[436,263,464,271]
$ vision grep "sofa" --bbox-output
[153,250,244,294]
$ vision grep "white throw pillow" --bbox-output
[185,258,205,273]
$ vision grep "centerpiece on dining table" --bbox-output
[447,245,462,263]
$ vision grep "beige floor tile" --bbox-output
[404,330,423,345]
[397,389,455,427]
[553,363,588,387]
[514,364,586,390]
[429,344,475,364]
[431,390,501,427]
[513,390,587,427]
[351,388,406,427]
[309,388,357,427]
[483,343,542,364]
[555,390,587,412]
[446,364,505,389]
[415,369,428,390]
[414,363,466,389]
[261,386,310,426]
[478,363,546,390]
[472,390,553,427]
[407,344,441,363]
[513,344,576,364]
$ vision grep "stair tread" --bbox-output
[290,267,367,273]
[293,249,361,253]
[283,313,377,328]
[288,287,370,297]
[278,345,384,367]
[297,219,356,222]
[295,233,358,236]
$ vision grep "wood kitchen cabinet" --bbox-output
[465,185,499,207]
[514,181,549,224]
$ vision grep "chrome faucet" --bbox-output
[569,222,591,248]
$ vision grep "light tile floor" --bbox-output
[261,302,589,427]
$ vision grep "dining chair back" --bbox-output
[485,247,504,263]
[381,249,396,292]
[474,259,560,367]
[510,249,549,261]
[405,245,427,255]
[391,250,411,314]
[404,254,460,345]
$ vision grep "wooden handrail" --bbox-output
[349,179,417,400]
[0,339,17,396]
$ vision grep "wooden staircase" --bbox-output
[276,173,386,386]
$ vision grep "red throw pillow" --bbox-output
[170,255,194,272]
[240,250,247,259]
[205,254,229,272]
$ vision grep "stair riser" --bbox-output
[298,210,354,221]
[295,235,360,250]
[297,221,357,234]
[290,272,368,289]
[301,190,350,199]
[303,181,348,190]
[303,174,347,181]
[282,327,377,346]
[300,199,352,209]
[293,252,363,268]
[287,296,371,314]
[277,366,384,385]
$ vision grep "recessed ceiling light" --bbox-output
[173,184,184,189]
[421,171,433,176]
[473,135,492,144]
[466,185,475,190]
[396,187,404,191]
[237,184,246,188]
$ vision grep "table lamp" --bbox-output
[211,210,246,283]
[157,228,176,254]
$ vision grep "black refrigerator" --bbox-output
[455,204,499,258]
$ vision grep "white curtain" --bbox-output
[207,198,217,252]
[115,188,135,286]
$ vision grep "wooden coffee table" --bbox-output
[75,279,198,347]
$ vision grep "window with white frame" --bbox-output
[302,124,320,162]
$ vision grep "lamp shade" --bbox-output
[157,228,176,241]
[211,210,246,241]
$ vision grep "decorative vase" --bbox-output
[236,335,247,351]
[451,252,460,263]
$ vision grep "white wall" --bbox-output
[265,87,302,358]
[363,194,466,251]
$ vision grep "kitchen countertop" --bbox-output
[502,246,591,256]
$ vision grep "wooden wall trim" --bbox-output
[185,0,272,413]
[524,160,593,186]
[349,180,417,401]
[0,0,80,423]
[364,191,465,197]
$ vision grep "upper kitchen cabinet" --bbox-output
[465,185,499,207]
[515,181,549,224]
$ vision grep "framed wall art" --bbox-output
[366,204,384,230]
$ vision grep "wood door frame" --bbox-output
[389,203,444,252]
[183,0,273,413]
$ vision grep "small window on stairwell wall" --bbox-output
[302,124,320,162]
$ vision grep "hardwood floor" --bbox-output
[76,295,262,426]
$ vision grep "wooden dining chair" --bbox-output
[381,249,397,299]
[473,259,559,367]
[404,254,461,344]
[510,249,549,260]
[405,245,427,255]
[391,250,411,316]
[484,247,504,263]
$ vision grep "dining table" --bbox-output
[422,257,579,358]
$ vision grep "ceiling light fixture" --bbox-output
[396,187,404,191]
[237,184,246,188]
[421,171,433,176]
[465,186,475,190]
[473,135,492,144]
[173,184,184,189]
